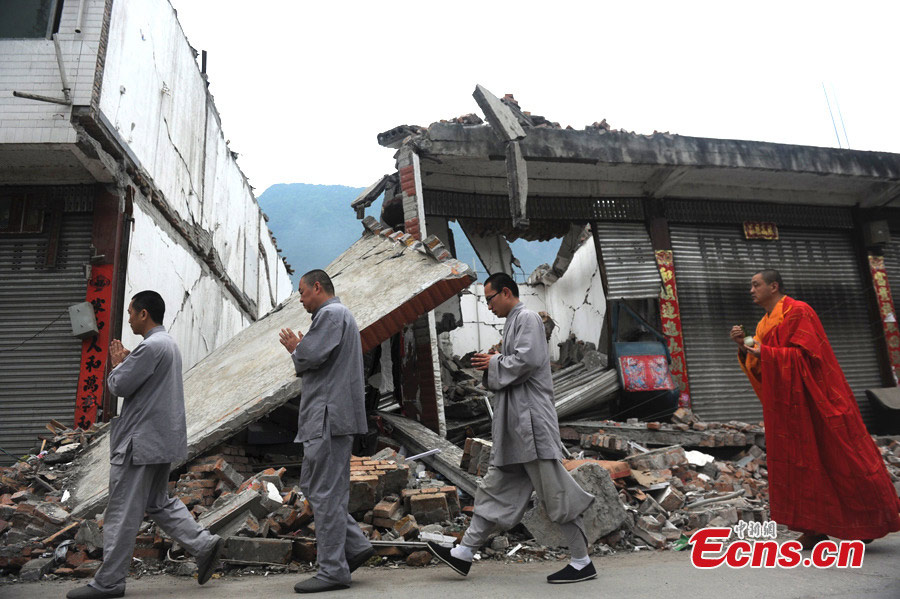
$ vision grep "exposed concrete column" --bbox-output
[458,219,516,276]
[541,223,588,284]
[473,84,528,228]
[397,145,445,435]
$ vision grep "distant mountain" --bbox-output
[257,183,558,286]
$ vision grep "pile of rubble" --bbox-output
[2,401,900,584]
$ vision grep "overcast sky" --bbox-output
[170,0,900,194]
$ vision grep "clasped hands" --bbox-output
[279,328,303,354]
[470,351,498,371]
[109,339,131,367]
[729,325,761,356]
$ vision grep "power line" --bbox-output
[822,82,842,148]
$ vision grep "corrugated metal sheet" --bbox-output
[671,224,882,426]
[0,213,91,463]
[595,222,661,299]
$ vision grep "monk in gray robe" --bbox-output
[427,273,597,584]
[67,291,222,599]
[279,269,373,593]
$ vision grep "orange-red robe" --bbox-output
[739,296,900,539]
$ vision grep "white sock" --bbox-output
[569,555,591,570]
[451,544,475,562]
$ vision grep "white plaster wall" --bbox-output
[99,0,291,322]
[122,199,249,370]
[0,0,105,143]
[448,238,605,360]
[543,236,605,354]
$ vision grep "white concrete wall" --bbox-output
[97,0,291,368]
[449,238,605,360]
[0,0,105,144]
[122,198,250,370]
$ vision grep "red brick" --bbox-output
[132,547,161,559]
[73,561,101,578]
[66,551,88,568]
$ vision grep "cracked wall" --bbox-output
[99,0,292,368]
[449,237,605,359]
[122,196,250,370]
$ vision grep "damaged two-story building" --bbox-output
[0,0,293,463]
[357,85,900,435]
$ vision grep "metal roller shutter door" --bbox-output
[670,224,882,427]
[594,222,662,300]
[0,213,91,463]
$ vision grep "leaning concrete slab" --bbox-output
[66,227,475,517]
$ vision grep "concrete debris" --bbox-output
[522,460,626,547]
[4,411,899,583]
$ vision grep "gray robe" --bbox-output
[94,325,217,594]
[107,325,187,465]
[486,302,564,467]
[290,297,372,584]
[291,296,367,442]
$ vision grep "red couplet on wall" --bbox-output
[73,264,114,429]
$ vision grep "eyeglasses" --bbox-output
[485,291,500,305]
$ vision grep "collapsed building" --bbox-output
[0,0,293,464]
[358,84,900,434]
[3,60,900,582]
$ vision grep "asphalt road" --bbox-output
[4,533,898,599]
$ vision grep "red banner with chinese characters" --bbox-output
[655,250,692,407]
[743,222,779,240]
[868,254,900,385]
[73,265,114,429]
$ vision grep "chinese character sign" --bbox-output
[743,222,779,240]
[74,265,114,429]
[868,254,900,385]
[655,250,691,407]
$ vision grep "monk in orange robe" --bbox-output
[732,269,900,547]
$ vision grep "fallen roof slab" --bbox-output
[67,227,475,517]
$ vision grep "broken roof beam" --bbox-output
[351,174,393,218]
[473,84,527,143]
[458,219,517,276]
[67,228,476,518]
[473,84,529,228]
[379,412,478,496]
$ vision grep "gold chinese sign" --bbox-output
[743,222,779,240]
[656,250,691,407]
[868,254,900,384]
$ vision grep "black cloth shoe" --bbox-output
[426,541,471,576]
[347,547,375,573]
[197,535,224,585]
[66,585,125,599]
[547,562,597,584]
[294,576,350,593]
